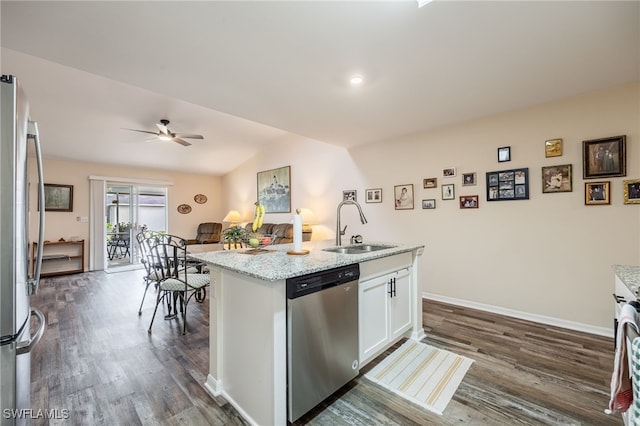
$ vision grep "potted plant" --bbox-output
[222,225,246,250]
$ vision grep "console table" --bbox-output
[33,240,85,277]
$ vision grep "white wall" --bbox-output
[221,133,370,241]
[32,158,224,269]
[223,82,640,332]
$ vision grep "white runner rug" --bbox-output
[365,340,474,415]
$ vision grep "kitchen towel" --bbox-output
[606,303,639,414]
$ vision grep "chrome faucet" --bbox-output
[336,200,368,245]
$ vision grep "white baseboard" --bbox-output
[423,292,613,338]
[410,327,426,342]
[204,374,222,396]
[203,375,260,426]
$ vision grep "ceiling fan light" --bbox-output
[158,135,171,141]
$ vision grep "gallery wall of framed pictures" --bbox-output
[347,134,632,212]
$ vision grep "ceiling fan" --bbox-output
[123,119,204,146]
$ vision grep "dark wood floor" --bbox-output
[30,269,621,425]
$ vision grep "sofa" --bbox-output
[187,222,222,245]
[243,223,312,244]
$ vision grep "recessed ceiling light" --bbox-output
[349,74,364,86]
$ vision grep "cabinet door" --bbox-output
[359,275,390,365]
[389,268,412,340]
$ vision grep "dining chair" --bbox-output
[145,233,210,335]
[136,230,159,315]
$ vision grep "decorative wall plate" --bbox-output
[177,204,192,214]
[194,194,207,204]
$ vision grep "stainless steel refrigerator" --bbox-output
[0,75,46,425]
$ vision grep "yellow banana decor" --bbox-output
[252,202,265,231]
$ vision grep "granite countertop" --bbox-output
[615,265,640,295]
[189,239,424,281]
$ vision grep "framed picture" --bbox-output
[486,168,529,201]
[442,183,455,200]
[394,184,414,210]
[343,190,357,201]
[365,188,382,203]
[462,172,476,186]
[42,183,73,212]
[443,168,456,177]
[623,179,640,205]
[459,195,479,209]
[585,181,610,205]
[423,178,437,189]
[542,164,572,193]
[498,146,511,162]
[422,199,436,209]
[582,135,626,179]
[545,138,563,157]
[257,165,291,213]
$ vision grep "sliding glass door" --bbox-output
[106,184,167,269]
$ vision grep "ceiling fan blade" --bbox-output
[173,133,204,140]
[156,122,170,135]
[122,128,159,136]
[173,137,192,147]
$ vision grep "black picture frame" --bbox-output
[343,190,357,201]
[498,146,511,162]
[42,183,73,212]
[462,172,476,186]
[542,164,573,193]
[486,168,529,201]
[582,135,626,179]
[422,199,436,209]
[257,165,291,213]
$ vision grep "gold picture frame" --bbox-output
[423,178,437,188]
[624,179,640,205]
[545,138,563,157]
[585,181,610,205]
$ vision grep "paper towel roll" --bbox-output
[293,208,302,253]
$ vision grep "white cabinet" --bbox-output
[359,267,411,366]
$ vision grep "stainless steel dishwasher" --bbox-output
[286,263,360,423]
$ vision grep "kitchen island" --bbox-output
[190,239,424,425]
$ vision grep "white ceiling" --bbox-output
[1,1,638,176]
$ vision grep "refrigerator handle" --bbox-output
[27,121,45,295]
[16,308,46,355]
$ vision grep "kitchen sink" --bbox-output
[323,244,396,254]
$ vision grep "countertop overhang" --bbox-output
[615,265,640,296]
[189,240,425,281]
